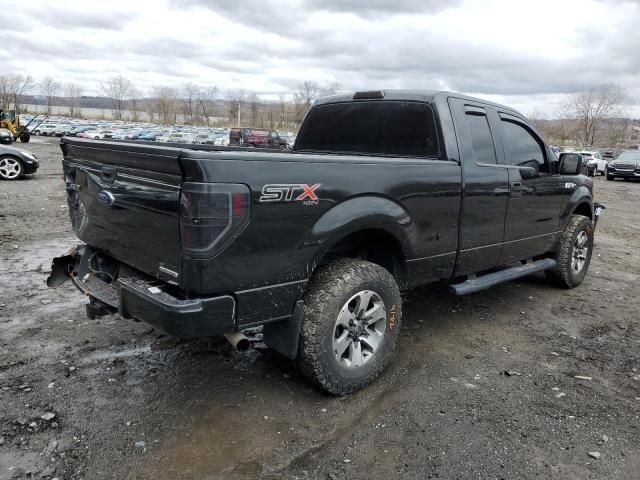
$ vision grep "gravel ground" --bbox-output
[0,138,638,480]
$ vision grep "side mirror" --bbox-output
[558,153,583,175]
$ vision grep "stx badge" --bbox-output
[259,183,322,205]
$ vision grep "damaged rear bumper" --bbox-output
[47,246,236,339]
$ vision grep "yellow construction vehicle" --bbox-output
[0,110,44,143]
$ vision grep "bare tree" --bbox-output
[603,119,630,148]
[227,90,245,127]
[0,75,11,109]
[562,83,628,147]
[182,82,200,124]
[64,83,83,118]
[248,93,260,127]
[319,81,342,97]
[100,75,133,120]
[0,75,31,111]
[40,76,61,115]
[153,86,178,124]
[198,86,218,126]
[0,75,35,114]
[130,87,142,122]
[295,81,320,112]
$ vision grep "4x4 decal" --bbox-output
[259,183,321,205]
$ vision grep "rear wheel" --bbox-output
[297,258,401,395]
[546,215,594,288]
[0,156,24,180]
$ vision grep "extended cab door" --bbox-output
[495,113,564,263]
[449,98,510,276]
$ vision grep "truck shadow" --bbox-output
[127,272,559,478]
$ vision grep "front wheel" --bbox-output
[546,215,594,288]
[606,175,614,181]
[0,156,24,180]
[297,259,402,395]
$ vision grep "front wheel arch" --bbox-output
[571,201,593,222]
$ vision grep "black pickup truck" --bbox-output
[49,90,599,395]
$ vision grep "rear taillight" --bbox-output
[179,183,250,258]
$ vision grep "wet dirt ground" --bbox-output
[1,138,639,480]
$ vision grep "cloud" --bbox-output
[1,0,639,118]
[307,0,464,16]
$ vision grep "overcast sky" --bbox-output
[3,0,639,117]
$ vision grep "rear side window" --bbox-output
[501,120,547,172]
[465,112,497,165]
[296,101,439,157]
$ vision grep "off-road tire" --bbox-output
[546,215,594,288]
[297,258,402,395]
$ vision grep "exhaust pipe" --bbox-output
[224,332,251,352]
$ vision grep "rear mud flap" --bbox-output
[263,300,304,359]
[47,246,83,287]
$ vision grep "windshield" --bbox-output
[615,150,640,162]
[296,100,440,157]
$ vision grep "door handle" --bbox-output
[510,181,522,198]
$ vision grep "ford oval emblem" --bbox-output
[97,190,116,207]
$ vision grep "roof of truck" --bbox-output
[315,90,522,117]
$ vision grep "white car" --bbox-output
[166,132,194,143]
[34,124,58,136]
[213,135,229,146]
[578,151,607,176]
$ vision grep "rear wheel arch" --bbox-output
[305,196,416,288]
[319,228,408,288]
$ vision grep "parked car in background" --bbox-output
[213,134,229,146]
[606,149,640,181]
[578,151,607,176]
[229,128,288,149]
[34,124,59,136]
[138,131,165,141]
[68,126,92,137]
[193,133,211,144]
[0,144,39,180]
[78,129,115,140]
[0,128,14,145]
[53,125,72,137]
[166,132,194,143]
[277,132,296,149]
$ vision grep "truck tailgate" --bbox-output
[61,138,183,282]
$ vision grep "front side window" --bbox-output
[465,112,497,165]
[501,119,547,173]
[296,101,440,157]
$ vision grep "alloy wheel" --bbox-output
[332,290,387,368]
[0,157,22,179]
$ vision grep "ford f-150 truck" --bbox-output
[49,90,599,395]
